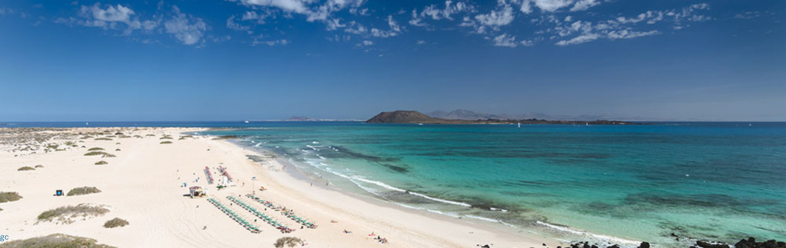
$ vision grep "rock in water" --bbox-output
[696,241,730,248]
[638,242,650,248]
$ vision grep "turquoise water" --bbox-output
[205,122,786,247]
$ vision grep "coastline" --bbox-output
[0,127,547,248]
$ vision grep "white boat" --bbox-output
[244,120,249,124]
[518,122,521,128]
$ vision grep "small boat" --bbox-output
[418,123,423,126]
[245,120,250,124]
[517,122,521,128]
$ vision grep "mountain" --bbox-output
[285,116,316,121]
[368,110,646,125]
[366,111,446,123]
[428,109,506,120]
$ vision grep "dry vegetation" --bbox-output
[88,147,104,151]
[95,161,108,165]
[103,217,129,228]
[37,204,110,224]
[67,187,102,196]
[17,166,35,171]
[34,164,44,168]
[274,237,304,248]
[160,141,173,144]
[0,233,116,248]
[0,192,22,203]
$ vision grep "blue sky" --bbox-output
[0,0,784,121]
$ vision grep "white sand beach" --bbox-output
[0,127,551,248]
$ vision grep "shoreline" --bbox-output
[0,127,547,248]
[226,139,560,245]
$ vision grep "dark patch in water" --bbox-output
[380,163,409,173]
[330,146,401,162]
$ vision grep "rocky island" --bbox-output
[366,110,645,125]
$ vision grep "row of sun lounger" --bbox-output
[207,198,260,233]
[244,194,317,229]
[218,166,233,181]
[227,196,295,233]
[204,166,214,184]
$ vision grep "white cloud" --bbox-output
[570,0,599,12]
[164,6,208,45]
[607,29,659,40]
[493,33,517,47]
[361,40,373,46]
[417,40,426,45]
[76,3,144,33]
[253,38,289,46]
[227,15,250,31]
[240,0,310,14]
[475,5,514,27]
[555,33,599,45]
[409,0,474,27]
[550,3,710,46]
[735,11,761,20]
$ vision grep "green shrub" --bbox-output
[115,148,121,151]
[103,153,116,158]
[0,192,22,203]
[94,138,113,141]
[18,166,35,171]
[160,136,173,140]
[84,151,106,156]
[88,147,105,151]
[37,204,109,222]
[0,233,116,248]
[67,187,102,196]
[95,161,108,165]
[160,141,173,144]
[103,217,129,228]
[274,237,304,248]
[34,164,44,168]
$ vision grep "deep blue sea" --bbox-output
[5,121,786,246]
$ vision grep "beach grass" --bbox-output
[88,147,105,151]
[274,237,304,248]
[115,148,121,151]
[95,161,108,165]
[160,136,173,140]
[0,233,117,248]
[103,217,129,228]
[67,187,102,196]
[17,166,35,171]
[35,164,44,168]
[37,204,110,222]
[94,138,113,141]
[84,151,106,156]
[145,134,155,137]
[0,192,23,203]
[160,141,173,144]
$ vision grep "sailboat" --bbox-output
[517,122,521,128]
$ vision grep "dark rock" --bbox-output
[696,241,729,248]
[608,245,619,248]
[582,242,590,248]
[543,244,547,246]
[638,242,650,248]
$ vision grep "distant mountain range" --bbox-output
[367,110,644,125]
[428,109,634,121]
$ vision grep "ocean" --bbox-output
[6,121,786,246]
